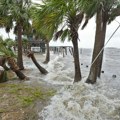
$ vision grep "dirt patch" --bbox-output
[0,81,56,120]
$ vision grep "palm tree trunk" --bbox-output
[27,51,48,74]
[97,13,107,78]
[0,57,10,70]
[70,26,82,82]
[17,23,24,70]
[44,42,50,63]
[86,10,103,84]
[7,57,26,80]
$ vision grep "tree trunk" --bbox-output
[0,70,8,83]
[72,39,82,82]
[86,10,103,84]
[44,42,50,64]
[97,13,107,78]
[17,23,24,70]
[70,25,82,82]
[27,51,48,74]
[7,57,27,80]
[0,57,10,70]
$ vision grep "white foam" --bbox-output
[39,81,120,120]
[35,48,120,120]
[44,55,74,85]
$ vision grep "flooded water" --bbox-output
[27,48,120,120]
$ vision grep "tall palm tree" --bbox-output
[32,0,86,82]
[0,0,32,70]
[85,0,120,84]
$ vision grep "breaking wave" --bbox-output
[39,79,120,120]
[29,48,120,120]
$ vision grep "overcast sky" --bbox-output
[0,1,120,48]
[49,17,120,48]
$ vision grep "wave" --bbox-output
[39,79,120,120]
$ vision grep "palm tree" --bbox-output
[85,0,120,84]
[0,0,32,70]
[0,37,27,80]
[32,0,86,82]
[30,7,54,64]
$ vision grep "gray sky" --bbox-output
[50,17,120,48]
[77,17,120,48]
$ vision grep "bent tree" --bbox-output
[27,51,48,74]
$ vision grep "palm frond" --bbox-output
[0,39,16,58]
[54,29,63,40]
[61,29,70,42]
[81,17,89,30]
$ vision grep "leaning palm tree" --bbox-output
[26,51,48,74]
[31,0,86,82]
[0,38,27,80]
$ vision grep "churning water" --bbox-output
[33,48,120,120]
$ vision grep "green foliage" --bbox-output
[22,38,29,47]
[108,2,120,23]
[0,0,32,36]
[81,0,120,23]
[31,5,59,41]
[54,28,71,42]
[0,36,16,58]
[0,83,56,109]
[30,0,85,43]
